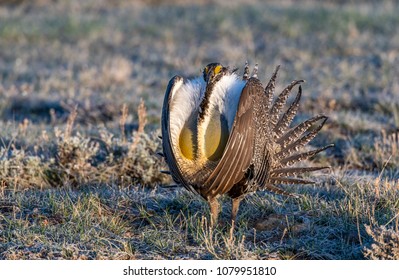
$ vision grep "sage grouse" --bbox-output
[161,62,333,227]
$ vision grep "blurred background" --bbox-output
[1,0,398,129]
[0,0,398,260]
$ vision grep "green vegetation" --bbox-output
[0,0,398,259]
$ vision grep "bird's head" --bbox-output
[203,63,228,83]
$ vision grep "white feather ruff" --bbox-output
[208,73,245,130]
[169,73,245,153]
[169,77,205,146]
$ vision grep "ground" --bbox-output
[0,0,398,259]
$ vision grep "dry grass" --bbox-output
[0,102,169,190]
[364,225,399,260]
[0,0,398,259]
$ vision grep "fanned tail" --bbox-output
[260,67,333,196]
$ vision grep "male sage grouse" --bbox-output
[161,62,333,227]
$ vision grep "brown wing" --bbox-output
[203,79,257,198]
[161,76,196,193]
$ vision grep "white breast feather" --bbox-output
[169,73,245,153]
[206,73,245,130]
[169,77,205,145]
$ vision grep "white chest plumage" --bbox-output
[168,73,245,172]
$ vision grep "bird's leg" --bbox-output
[231,197,242,225]
[208,197,220,228]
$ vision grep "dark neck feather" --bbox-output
[198,73,226,123]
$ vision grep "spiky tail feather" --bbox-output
[271,166,330,177]
[269,79,304,127]
[262,183,299,198]
[273,85,302,138]
[278,144,334,167]
[269,177,315,185]
[277,115,328,147]
[243,61,250,81]
[262,67,333,196]
[275,117,328,161]
[264,65,280,114]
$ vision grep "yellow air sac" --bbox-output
[179,125,195,160]
[204,113,228,161]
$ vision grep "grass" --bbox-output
[0,0,398,259]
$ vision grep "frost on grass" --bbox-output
[364,225,399,260]
[373,131,399,170]
[0,102,169,189]
[0,147,50,188]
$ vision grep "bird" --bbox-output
[160,62,333,227]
